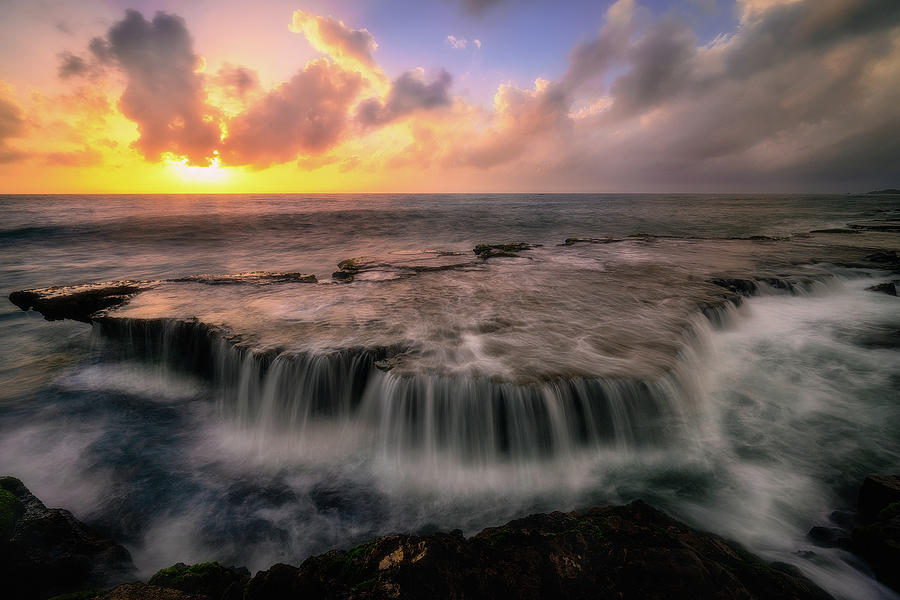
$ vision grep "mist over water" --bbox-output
[2,194,900,599]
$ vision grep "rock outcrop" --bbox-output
[125,501,832,600]
[0,476,135,600]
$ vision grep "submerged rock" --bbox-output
[473,242,535,259]
[562,237,619,245]
[809,228,861,234]
[0,476,135,600]
[806,526,851,550]
[169,272,317,285]
[866,281,897,296]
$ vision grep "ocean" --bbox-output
[2,193,899,599]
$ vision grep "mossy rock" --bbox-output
[149,562,249,600]
[336,258,361,272]
[0,483,24,538]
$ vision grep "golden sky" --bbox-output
[0,0,898,193]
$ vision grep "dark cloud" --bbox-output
[221,60,363,168]
[603,19,696,120]
[213,64,260,100]
[57,52,89,79]
[457,0,900,190]
[460,0,506,16]
[357,69,453,127]
[91,10,220,164]
[0,94,26,164]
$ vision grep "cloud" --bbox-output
[447,35,467,50]
[447,36,482,50]
[44,147,103,167]
[290,11,377,69]
[0,88,26,163]
[357,68,453,127]
[87,10,220,164]
[212,64,260,100]
[381,0,900,191]
[57,52,89,79]
[221,59,363,168]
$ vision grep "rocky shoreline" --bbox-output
[2,474,899,599]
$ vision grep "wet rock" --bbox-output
[332,257,364,283]
[806,526,851,550]
[852,506,900,592]
[148,563,249,600]
[169,272,316,285]
[866,282,897,296]
[809,228,861,234]
[562,237,619,245]
[828,510,858,530]
[858,475,900,522]
[864,251,900,264]
[0,476,135,600]
[8,283,149,323]
[848,221,900,232]
[709,277,759,296]
[242,500,831,600]
[244,564,299,599]
[473,242,535,259]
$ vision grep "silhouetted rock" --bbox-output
[0,476,135,600]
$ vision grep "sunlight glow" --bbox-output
[166,153,231,185]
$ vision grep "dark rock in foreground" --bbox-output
[126,501,832,600]
[857,475,900,522]
[851,474,900,592]
[147,563,249,600]
[0,476,135,600]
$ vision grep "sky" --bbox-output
[0,0,898,193]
